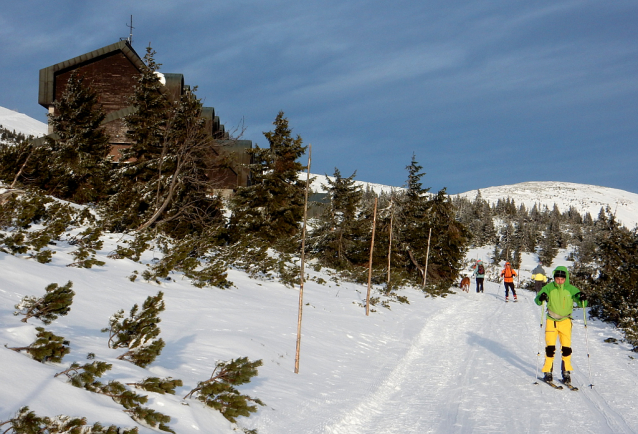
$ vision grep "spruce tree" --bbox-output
[230,111,306,243]
[309,168,364,269]
[14,281,74,324]
[45,71,112,203]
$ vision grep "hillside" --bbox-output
[1,230,638,433]
[0,106,47,138]
[1,108,638,433]
[456,181,638,229]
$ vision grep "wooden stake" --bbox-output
[387,195,394,289]
[294,144,311,374]
[366,197,378,316]
[422,228,432,289]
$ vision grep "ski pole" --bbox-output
[583,306,594,388]
[534,301,545,384]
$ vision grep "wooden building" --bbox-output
[37,40,251,189]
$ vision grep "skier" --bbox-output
[534,266,587,386]
[531,262,547,293]
[471,259,485,293]
[500,261,517,301]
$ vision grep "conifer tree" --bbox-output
[102,291,166,367]
[14,281,74,324]
[0,407,139,434]
[396,154,432,282]
[309,168,364,269]
[424,189,470,288]
[106,46,224,236]
[126,377,183,395]
[184,357,264,423]
[45,71,112,203]
[230,111,306,243]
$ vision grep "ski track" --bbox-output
[319,282,638,434]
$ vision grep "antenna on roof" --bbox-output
[126,15,134,45]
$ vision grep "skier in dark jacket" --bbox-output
[471,259,485,293]
[534,266,587,385]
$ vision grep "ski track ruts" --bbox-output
[322,292,496,434]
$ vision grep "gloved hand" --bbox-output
[538,292,548,302]
[578,292,588,301]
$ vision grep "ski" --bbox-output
[561,381,579,391]
[542,379,563,390]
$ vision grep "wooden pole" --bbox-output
[294,144,311,374]
[422,228,432,289]
[366,197,378,316]
[387,195,393,289]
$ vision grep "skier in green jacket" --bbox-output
[534,266,588,385]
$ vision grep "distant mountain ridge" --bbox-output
[456,181,638,229]
[0,106,47,137]
[3,105,636,229]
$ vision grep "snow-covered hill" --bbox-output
[1,229,638,433]
[0,106,47,137]
[456,181,638,229]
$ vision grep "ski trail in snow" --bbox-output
[321,282,638,434]
[323,291,494,434]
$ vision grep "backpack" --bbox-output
[477,264,485,275]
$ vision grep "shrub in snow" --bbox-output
[14,280,74,324]
[0,406,139,434]
[67,226,105,268]
[7,327,70,363]
[102,291,166,368]
[54,359,113,390]
[184,357,264,423]
[54,361,174,432]
[126,377,183,395]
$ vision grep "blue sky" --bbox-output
[1,0,637,194]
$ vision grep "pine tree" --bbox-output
[8,327,70,363]
[126,377,183,395]
[14,281,74,324]
[102,292,166,367]
[230,111,306,243]
[184,357,264,423]
[0,407,139,434]
[45,71,112,203]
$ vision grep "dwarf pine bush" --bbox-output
[102,291,166,367]
[8,327,70,363]
[184,357,264,423]
[14,280,74,324]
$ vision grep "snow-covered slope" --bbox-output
[1,232,638,433]
[456,181,638,229]
[0,106,47,137]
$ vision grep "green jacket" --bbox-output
[534,266,587,321]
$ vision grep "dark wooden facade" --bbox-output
[38,40,251,189]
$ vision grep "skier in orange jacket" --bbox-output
[500,262,518,302]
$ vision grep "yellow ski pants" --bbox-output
[542,318,574,372]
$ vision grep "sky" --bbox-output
[1,0,638,195]
[2,193,638,433]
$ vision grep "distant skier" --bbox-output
[471,259,485,293]
[531,262,547,293]
[534,266,588,385]
[500,262,517,301]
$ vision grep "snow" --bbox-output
[0,106,47,138]
[1,228,638,433]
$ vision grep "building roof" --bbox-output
[38,40,145,108]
